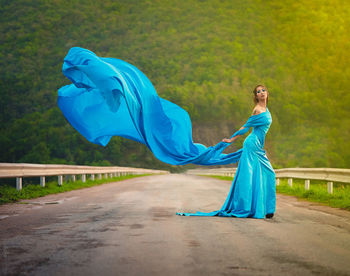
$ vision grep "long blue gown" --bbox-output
[176,109,276,218]
[57,47,276,219]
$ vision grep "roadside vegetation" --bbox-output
[1,0,349,169]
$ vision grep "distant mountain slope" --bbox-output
[1,0,349,168]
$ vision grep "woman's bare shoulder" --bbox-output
[251,106,266,115]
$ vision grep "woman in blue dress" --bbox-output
[177,85,276,219]
[57,47,275,219]
[222,85,275,219]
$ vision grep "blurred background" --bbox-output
[1,0,349,172]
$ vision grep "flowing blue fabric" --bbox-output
[57,47,275,219]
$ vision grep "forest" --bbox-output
[1,0,349,171]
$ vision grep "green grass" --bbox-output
[0,174,153,205]
[202,175,350,211]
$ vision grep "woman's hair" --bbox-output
[253,84,269,105]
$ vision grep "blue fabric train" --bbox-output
[57,47,275,218]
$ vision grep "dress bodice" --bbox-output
[251,110,272,147]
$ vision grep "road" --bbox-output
[1,174,350,276]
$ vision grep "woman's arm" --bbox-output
[222,126,246,143]
[222,107,265,143]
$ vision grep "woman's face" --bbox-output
[255,86,268,103]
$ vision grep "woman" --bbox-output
[222,85,275,218]
[58,47,275,219]
[177,85,276,219]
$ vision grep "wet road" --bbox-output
[1,174,350,276]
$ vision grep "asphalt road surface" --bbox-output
[1,174,350,276]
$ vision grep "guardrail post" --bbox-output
[16,177,22,190]
[0,164,170,191]
[305,179,310,190]
[288,178,293,187]
[58,175,63,186]
[327,182,333,194]
[40,176,45,187]
[276,178,279,186]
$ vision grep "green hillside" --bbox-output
[1,0,349,169]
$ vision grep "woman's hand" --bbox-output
[222,138,232,143]
[222,136,238,143]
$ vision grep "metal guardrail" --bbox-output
[275,168,350,194]
[0,163,169,190]
[186,167,350,194]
